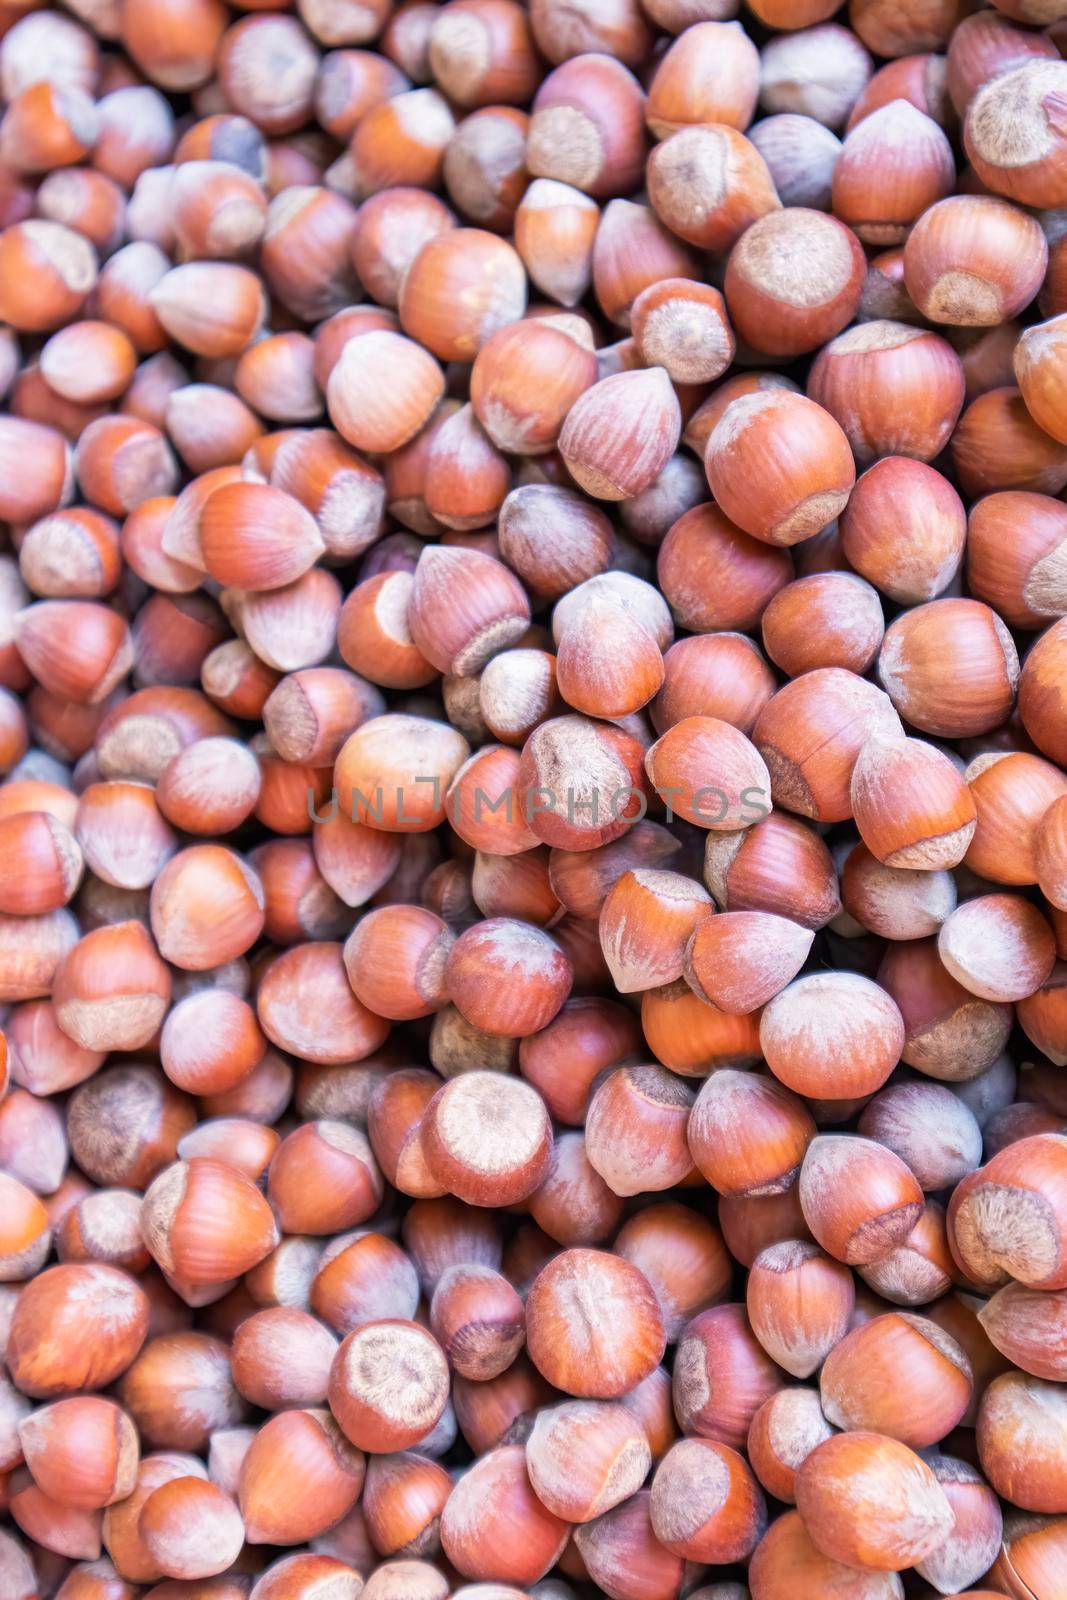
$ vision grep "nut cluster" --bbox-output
[1,0,1067,1599]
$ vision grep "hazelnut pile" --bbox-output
[3,0,1067,1598]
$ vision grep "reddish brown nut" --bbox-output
[440,1445,569,1586]
[945,10,1055,114]
[0,220,97,333]
[798,1135,924,1266]
[746,1387,835,1505]
[470,317,597,456]
[422,1070,551,1205]
[150,845,264,972]
[818,1311,972,1447]
[878,597,1019,740]
[428,1263,524,1381]
[949,1132,1067,1292]
[337,573,436,694]
[938,893,1056,1004]
[524,1401,650,1525]
[702,812,840,935]
[517,996,641,1125]
[327,332,445,456]
[852,735,977,870]
[619,282,729,392]
[748,1509,908,1599]
[641,986,760,1081]
[808,320,965,465]
[965,751,1067,887]
[857,1080,982,1193]
[343,906,452,1022]
[645,19,758,134]
[348,186,454,306]
[230,1308,337,1411]
[408,546,529,679]
[966,490,1067,630]
[56,1188,149,1274]
[141,1158,279,1285]
[328,1320,449,1453]
[7,1263,149,1398]
[450,1353,549,1456]
[978,1280,1067,1383]
[985,1515,1067,1600]
[645,716,771,832]
[840,456,965,604]
[17,1397,138,1510]
[651,634,776,743]
[584,1063,696,1197]
[0,811,82,916]
[67,1065,194,1191]
[977,1370,1067,1513]
[746,1240,855,1379]
[238,1408,366,1547]
[724,209,865,359]
[160,990,265,1097]
[101,1451,209,1583]
[176,1119,278,1185]
[760,573,884,679]
[877,938,1012,1081]
[528,1127,624,1247]
[1019,615,1067,769]
[687,1070,815,1199]
[685,911,813,1016]
[516,714,650,851]
[909,1455,1002,1596]
[267,1122,383,1236]
[311,1230,420,1335]
[148,262,265,361]
[444,920,572,1038]
[397,227,526,363]
[795,1432,954,1572]
[760,972,904,1101]
[952,385,1067,499]
[559,368,681,503]
[753,669,903,825]
[365,1068,447,1202]
[833,102,954,245]
[526,1248,666,1399]
[612,1205,731,1347]
[254,940,391,1068]
[198,481,325,592]
[555,600,665,720]
[904,195,1048,326]
[705,390,855,548]
[360,1449,451,1560]
[964,60,1067,207]
[843,844,955,949]
[672,1303,786,1451]
[138,1476,245,1580]
[335,714,470,836]
[1037,794,1067,914]
[347,85,455,198]
[511,178,597,310]
[568,1489,684,1600]
[649,1436,766,1564]
[53,921,171,1053]
[499,488,614,607]
[597,869,711,994]
[14,601,132,707]
[526,55,647,201]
